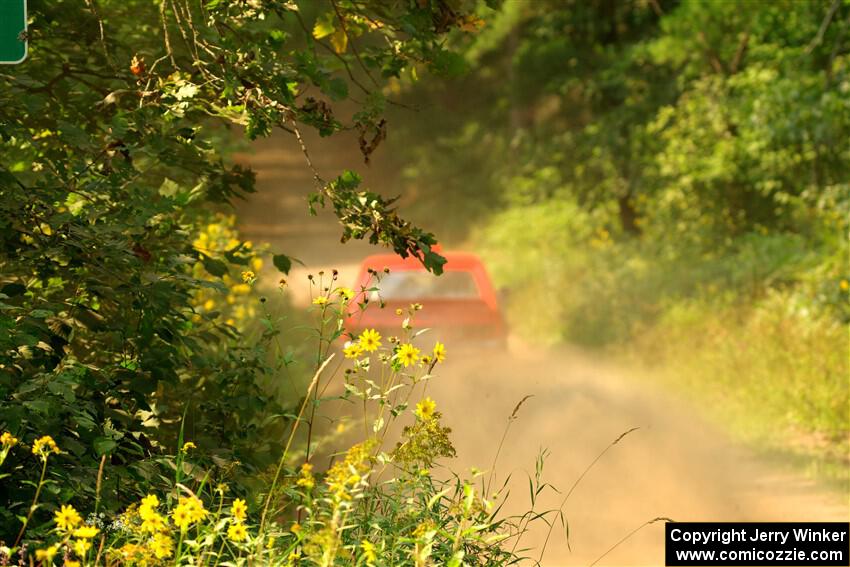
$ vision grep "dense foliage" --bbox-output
[0,0,482,539]
[400,0,849,247]
[3,289,548,565]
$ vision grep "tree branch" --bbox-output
[729,31,750,75]
[807,0,842,53]
[331,0,380,88]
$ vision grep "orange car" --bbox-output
[344,249,508,348]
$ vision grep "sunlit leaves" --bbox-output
[0,0,475,537]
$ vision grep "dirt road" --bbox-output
[235,129,849,566]
[432,347,848,565]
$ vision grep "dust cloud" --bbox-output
[428,345,848,565]
[236,129,848,566]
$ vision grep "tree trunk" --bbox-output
[618,194,642,236]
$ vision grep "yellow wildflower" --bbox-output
[413,519,437,539]
[415,397,437,421]
[115,543,145,562]
[140,511,166,533]
[361,539,377,563]
[203,298,215,311]
[150,533,173,559]
[178,495,207,522]
[241,270,256,284]
[140,494,159,511]
[35,545,58,563]
[171,505,192,531]
[336,287,354,301]
[232,283,251,295]
[32,435,60,458]
[73,538,91,556]
[841,279,849,291]
[118,504,138,527]
[433,341,446,363]
[65,561,81,567]
[251,257,264,271]
[343,342,363,359]
[358,328,382,352]
[397,343,420,367]
[54,504,82,532]
[181,441,196,452]
[290,522,301,534]
[73,525,99,539]
[139,494,163,532]
[312,296,328,306]
[227,521,248,542]
[324,440,375,501]
[231,498,247,522]
[0,432,18,447]
[296,462,315,490]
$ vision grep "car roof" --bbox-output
[358,251,486,271]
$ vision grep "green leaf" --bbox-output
[324,76,349,101]
[1,283,26,297]
[430,49,467,78]
[93,437,118,456]
[272,254,292,274]
[23,400,50,414]
[159,177,181,197]
[423,250,447,275]
[202,257,228,278]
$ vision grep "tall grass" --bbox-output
[625,292,849,481]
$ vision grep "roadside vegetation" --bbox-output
[393,0,849,481]
[3,280,549,565]
[1,1,564,564]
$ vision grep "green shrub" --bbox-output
[2,277,554,566]
[477,196,842,347]
[0,0,477,537]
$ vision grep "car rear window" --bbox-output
[373,270,479,300]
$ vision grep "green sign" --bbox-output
[0,0,26,64]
